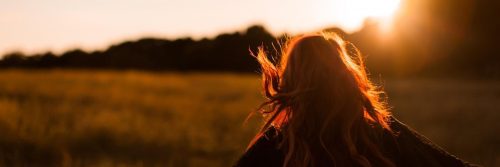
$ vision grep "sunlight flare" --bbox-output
[325,0,401,32]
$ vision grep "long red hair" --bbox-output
[249,33,394,167]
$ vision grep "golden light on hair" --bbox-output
[249,33,394,167]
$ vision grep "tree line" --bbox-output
[1,0,499,78]
[0,26,276,72]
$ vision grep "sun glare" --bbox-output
[326,0,401,33]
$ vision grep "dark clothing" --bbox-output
[234,117,478,167]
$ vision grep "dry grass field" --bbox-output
[0,69,498,167]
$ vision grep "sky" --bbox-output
[0,0,400,56]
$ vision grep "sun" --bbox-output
[324,0,402,32]
[363,0,401,32]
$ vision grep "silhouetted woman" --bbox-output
[234,33,476,167]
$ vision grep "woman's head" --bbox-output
[251,33,394,167]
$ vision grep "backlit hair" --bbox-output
[249,32,394,167]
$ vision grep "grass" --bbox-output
[0,69,498,166]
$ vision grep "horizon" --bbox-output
[0,0,401,57]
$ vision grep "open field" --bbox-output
[0,69,498,166]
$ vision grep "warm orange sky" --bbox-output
[0,0,400,56]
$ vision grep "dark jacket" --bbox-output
[234,116,478,167]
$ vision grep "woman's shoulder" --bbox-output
[384,116,480,167]
[233,126,284,167]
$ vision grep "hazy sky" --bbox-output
[0,0,400,56]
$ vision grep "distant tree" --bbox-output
[0,52,27,67]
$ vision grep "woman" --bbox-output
[234,33,476,167]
